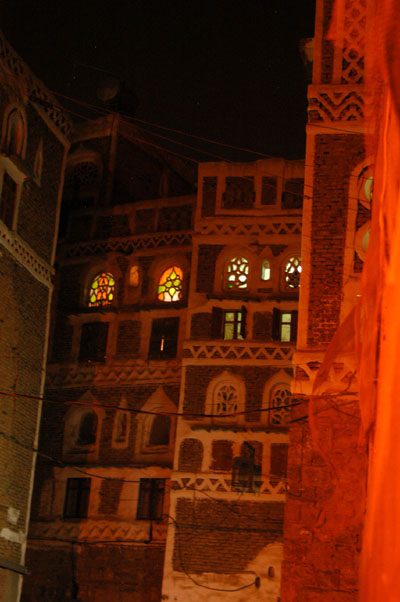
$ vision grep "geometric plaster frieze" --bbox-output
[46,359,182,389]
[183,341,294,365]
[195,220,302,237]
[0,223,53,288]
[62,231,193,259]
[29,519,167,542]
[171,471,286,498]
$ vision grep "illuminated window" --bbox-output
[148,317,179,359]
[157,266,183,302]
[129,265,140,287]
[268,385,291,428]
[284,257,302,289]
[272,309,298,342]
[226,256,249,290]
[88,272,116,307]
[223,310,244,340]
[214,382,239,415]
[261,260,271,281]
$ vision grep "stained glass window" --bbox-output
[88,272,116,307]
[284,257,302,289]
[157,266,183,302]
[226,257,249,290]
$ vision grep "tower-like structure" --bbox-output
[0,32,70,601]
[281,1,370,600]
[161,158,303,601]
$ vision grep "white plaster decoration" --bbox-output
[292,350,358,397]
[46,359,182,388]
[0,31,71,136]
[308,85,365,124]
[0,220,53,287]
[183,341,294,364]
[62,231,192,258]
[170,472,286,497]
[29,519,167,543]
[195,219,302,237]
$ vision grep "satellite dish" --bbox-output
[96,76,120,103]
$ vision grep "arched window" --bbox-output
[284,256,302,289]
[88,272,116,307]
[268,384,291,427]
[149,415,171,446]
[34,138,43,182]
[213,382,240,416]
[225,256,249,290]
[115,412,128,443]
[77,412,98,445]
[5,109,25,156]
[157,266,183,302]
[261,260,271,281]
[129,265,140,287]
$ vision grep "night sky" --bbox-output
[1,0,315,161]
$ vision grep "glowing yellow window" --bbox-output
[88,272,116,307]
[129,265,139,287]
[157,266,183,302]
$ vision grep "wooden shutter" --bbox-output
[211,307,223,339]
[291,310,298,342]
[272,308,281,341]
[240,305,247,339]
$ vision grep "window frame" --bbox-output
[136,478,165,521]
[272,309,298,343]
[148,317,180,360]
[63,478,91,519]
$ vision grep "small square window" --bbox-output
[64,478,91,519]
[272,309,298,343]
[148,318,179,359]
[79,322,109,363]
[223,310,243,340]
[136,478,165,520]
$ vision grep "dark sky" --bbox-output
[1,0,315,161]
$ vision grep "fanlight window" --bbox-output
[214,382,239,416]
[88,272,116,307]
[284,257,302,289]
[157,266,183,302]
[226,256,249,290]
[268,385,291,427]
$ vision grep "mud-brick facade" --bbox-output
[161,159,303,601]
[22,115,196,602]
[281,1,370,601]
[22,111,304,599]
[0,32,70,601]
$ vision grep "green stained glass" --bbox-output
[88,272,116,307]
[158,266,183,302]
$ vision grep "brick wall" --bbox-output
[173,498,284,573]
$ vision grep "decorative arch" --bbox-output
[63,392,104,457]
[263,371,292,428]
[279,250,302,292]
[225,255,249,290]
[135,387,176,458]
[157,266,183,302]
[2,106,27,157]
[63,150,103,209]
[88,272,116,307]
[206,371,245,421]
[214,247,256,294]
[112,395,131,449]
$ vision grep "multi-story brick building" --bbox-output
[281,1,370,600]
[0,32,70,601]
[21,102,304,600]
